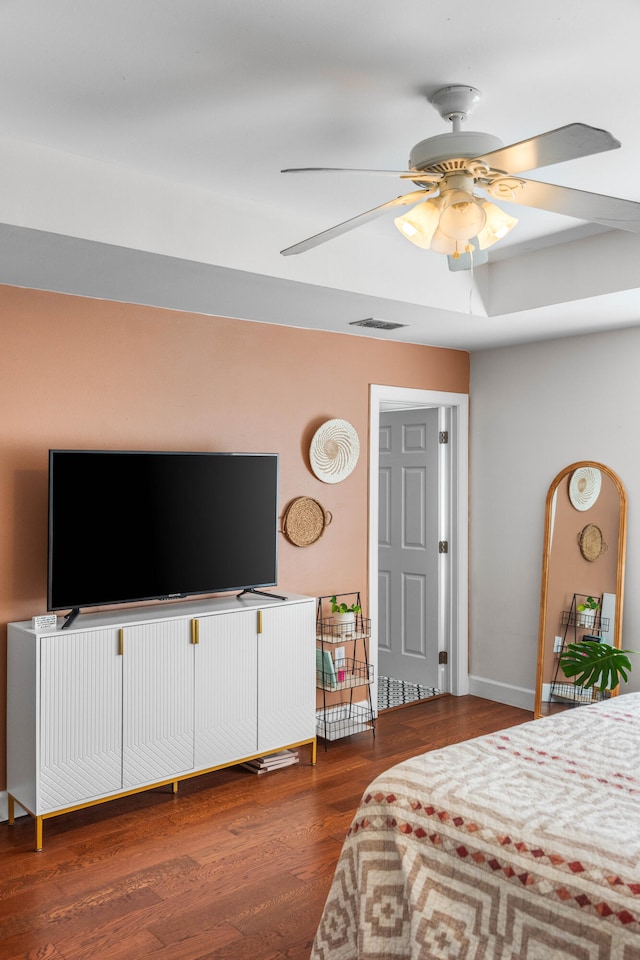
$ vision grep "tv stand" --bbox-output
[61,608,80,630]
[7,592,315,850]
[237,587,288,601]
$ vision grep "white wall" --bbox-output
[469,325,640,710]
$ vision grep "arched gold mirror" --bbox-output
[534,461,627,719]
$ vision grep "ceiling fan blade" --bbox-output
[280,189,428,255]
[477,123,620,175]
[505,178,640,232]
[281,167,442,183]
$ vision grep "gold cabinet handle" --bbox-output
[257,610,263,634]
[118,628,124,656]
[191,619,200,644]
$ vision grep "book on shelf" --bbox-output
[241,750,299,774]
[316,647,337,689]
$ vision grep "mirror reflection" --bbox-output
[535,462,627,719]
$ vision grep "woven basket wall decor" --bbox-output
[578,523,608,562]
[310,418,360,484]
[282,496,332,547]
[569,467,602,511]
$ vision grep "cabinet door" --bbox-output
[258,601,315,753]
[194,609,258,768]
[122,619,195,789]
[40,629,122,812]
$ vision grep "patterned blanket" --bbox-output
[311,694,640,959]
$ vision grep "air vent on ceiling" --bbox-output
[350,318,407,331]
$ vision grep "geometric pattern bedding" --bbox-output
[311,693,640,959]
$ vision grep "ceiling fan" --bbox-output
[280,85,640,270]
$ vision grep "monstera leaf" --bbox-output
[560,640,635,691]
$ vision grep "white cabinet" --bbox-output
[7,593,315,849]
[193,602,317,767]
[40,628,122,811]
[194,609,258,768]
[122,619,195,789]
[258,603,317,753]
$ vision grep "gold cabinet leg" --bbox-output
[172,780,179,794]
[7,794,15,825]
[35,816,43,852]
[311,738,317,766]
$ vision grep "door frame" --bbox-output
[368,385,469,703]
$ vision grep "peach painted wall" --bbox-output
[0,284,469,790]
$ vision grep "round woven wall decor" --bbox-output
[578,523,608,562]
[310,418,360,484]
[569,467,602,511]
[282,497,332,547]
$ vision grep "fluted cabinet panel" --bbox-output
[40,629,122,811]
[122,620,195,788]
[258,603,316,753]
[195,610,258,767]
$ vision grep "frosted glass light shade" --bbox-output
[438,190,487,241]
[428,227,460,256]
[394,198,442,249]
[477,201,518,249]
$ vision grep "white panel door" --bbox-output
[257,601,315,753]
[39,628,122,812]
[378,408,440,686]
[122,619,195,788]
[194,609,258,767]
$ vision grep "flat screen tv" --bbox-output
[48,450,280,624]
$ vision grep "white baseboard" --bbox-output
[468,675,535,712]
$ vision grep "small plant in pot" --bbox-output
[330,596,362,630]
[576,596,600,628]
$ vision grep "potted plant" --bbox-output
[577,595,599,628]
[559,639,635,693]
[330,595,362,630]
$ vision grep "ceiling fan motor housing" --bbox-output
[409,131,504,172]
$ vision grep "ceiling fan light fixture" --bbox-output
[395,189,517,259]
[393,196,442,248]
[438,190,487,241]
[428,226,467,256]
[476,201,518,250]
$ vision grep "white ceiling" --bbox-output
[1,0,640,350]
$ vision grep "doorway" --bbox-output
[378,405,440,693]
[368,385,469,714]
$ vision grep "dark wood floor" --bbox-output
[0,695,531,960]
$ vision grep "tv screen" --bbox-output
[48,450,279,614]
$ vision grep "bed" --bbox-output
[311,693,640,959]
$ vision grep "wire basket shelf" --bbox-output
[315,701,375,741]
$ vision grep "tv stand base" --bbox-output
[237,587,287,601]
[61,608,80,630]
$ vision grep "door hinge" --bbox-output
[438,650,448,665]
[438,540,449,554]
[439,431,449,444]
